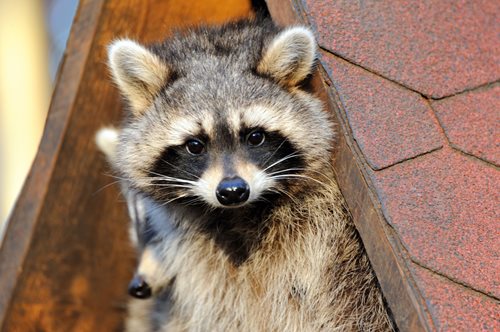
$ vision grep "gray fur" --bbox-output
[99,17,394,331]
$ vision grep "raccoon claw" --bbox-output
[128,275,152,299]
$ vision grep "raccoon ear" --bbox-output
[108,39,169,116]
[95,127,119,164]
[257,27,316,87]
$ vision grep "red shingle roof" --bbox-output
[296,0,500,329]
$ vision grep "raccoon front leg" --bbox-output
[127,283,178,332]
[126,298,156,331]
[130,245,173,298]
[125,189,179,298]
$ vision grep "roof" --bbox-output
[268,0,499,330]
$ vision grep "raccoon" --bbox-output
[97,17,394,331]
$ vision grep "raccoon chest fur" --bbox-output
[127,178,390,332]
[96,17,394,332]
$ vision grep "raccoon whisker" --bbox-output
[261,152,302,173]
[253,197,272,205]
[139,180,194,191]
[262,152,302,172]
[267,168,333,182]
[159,180,198,188]
[266,167,330,179]
[103,173,133,182]
[262,138,288,166]
[298,168,335,182]
[146,171,199,185]
[93,179,124,195]
[146,173,197,184]
[151,182,194,188]
[252,194,273,205]
[268,174,327,188]
[266,168,306,176]
[145,178,197,188]
[191,195,218,212]
[159,158,201,180]
[181,197,200,205]
[161,194,191,206]
[184,197,210,208]
[140,199,179,218]
[142,193,195,215]
[201,205,217,214]
[153,185,194,191]
[267,187,300,206]
[268,174,315,181]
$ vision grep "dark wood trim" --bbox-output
[325,81,433,331]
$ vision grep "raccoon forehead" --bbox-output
[149,101,328,148]
[237,105,309,143]
[163,114,215,146]
[134,100,212,137]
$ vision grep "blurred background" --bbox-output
[0,0,79,241]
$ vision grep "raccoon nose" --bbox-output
[128,274,152,299]
[216,176,250,206]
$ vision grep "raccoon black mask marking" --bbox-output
[150,128,303,207]
[97,17,394,332]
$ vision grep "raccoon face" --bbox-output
[108,23,333,209]
[146,115,306,208]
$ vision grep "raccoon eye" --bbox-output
[185,139,205,155]
[247,131,265,147]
